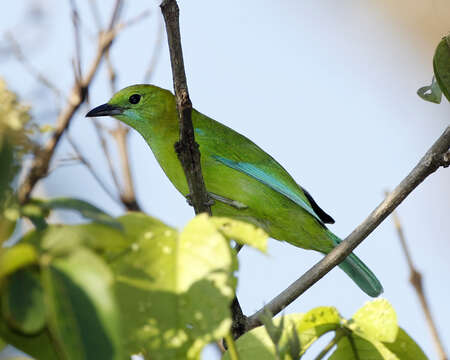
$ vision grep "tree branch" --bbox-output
[387,198,448,360]
[17,0,123,204]
[160,0,249,340]
[160,0,212,215]
[247,126,450,330]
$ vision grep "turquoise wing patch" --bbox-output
[213,155,322,223]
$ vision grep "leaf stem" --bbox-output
[225,332,240,360]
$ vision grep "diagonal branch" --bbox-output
[247,126,450,330]
[387,200,448,360]
[17,0,123,204]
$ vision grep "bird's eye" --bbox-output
[129,94,141,104]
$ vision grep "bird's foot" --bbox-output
[208,192,248,210]
[185,194,215,207]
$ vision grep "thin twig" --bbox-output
[143,16,164,83]
[386,194,448,360]
[91,118,123,196]
[247,126,450,329]
[103,30,141,211]
[110,125,141,211]
[5,32,63,101]
[17,0,124,204]
[88,0,103,31]
[67,134,121,206]
[70,0,82,83]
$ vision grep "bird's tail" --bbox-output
[327,231,383,297]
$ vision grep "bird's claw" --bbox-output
[185,193,215,207]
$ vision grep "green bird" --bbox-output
[86,84,383,297]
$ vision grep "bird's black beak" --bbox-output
[86,103,123,117]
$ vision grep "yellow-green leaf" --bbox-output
[0,244,38,279]
[350,299,397,343]
[210,217,268,252]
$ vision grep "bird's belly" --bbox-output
[203,166,331,253]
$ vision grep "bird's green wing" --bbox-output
[193,111,334,225]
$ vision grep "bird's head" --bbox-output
[86,84,174,131]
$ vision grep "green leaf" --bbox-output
[0,216,16,245]
[225,308,340,360]
[42,247,122,360]
[111,213,236,359]
[417,76,442,104]
[297,306,341,351]
[31,197,122,229]
[21,223,127,256]
[0,244,38,279]
[0,336,6,351]
[1,269,46,334]
[329,333,387,360]
[433,36,450,102]
[284,324,301,360]
[258,308,284,348]
[383,328,428,360]
[210,217,268,252]
[349,299,397,343]
[0,311,58,360]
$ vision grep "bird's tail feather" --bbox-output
[327,231,383,297]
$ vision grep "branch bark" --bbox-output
[17,0,124,204]
[160,0,211,215]
[247,126,450,330]
[160,0,249,339]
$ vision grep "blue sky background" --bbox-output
[1,1,449,359]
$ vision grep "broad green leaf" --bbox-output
[0,336,5,351]
[383,328,428,360]
[0,218,16,244]
[349,299,397,343]
[21,223,127,256]
[31,197,122,229]
[417,76,442,104]
[112,213,235,359]
[0,311,58,360]
[433,36,450,102]
[259,309,284,348]
[225,308,340,360]
[223,315,302,360]
[42,247,122,360]
[329,333,388,360]
[210,217,268,252]
[1,269,45,334]
[0,244,37,279]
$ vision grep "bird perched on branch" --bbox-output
[87,84,383,297]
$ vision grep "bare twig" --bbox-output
[110,125,141,211]
[103,30,141,211]
[160,0,212,215]
[67,134,121,205]
[247,126,450,330]
[5,33,63,100]
[90,118,122,195]
[143,17,164,83]
[17,0,124,204]
[386,195,448,360]
[88,0,103,31]
[70,0,82,83]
